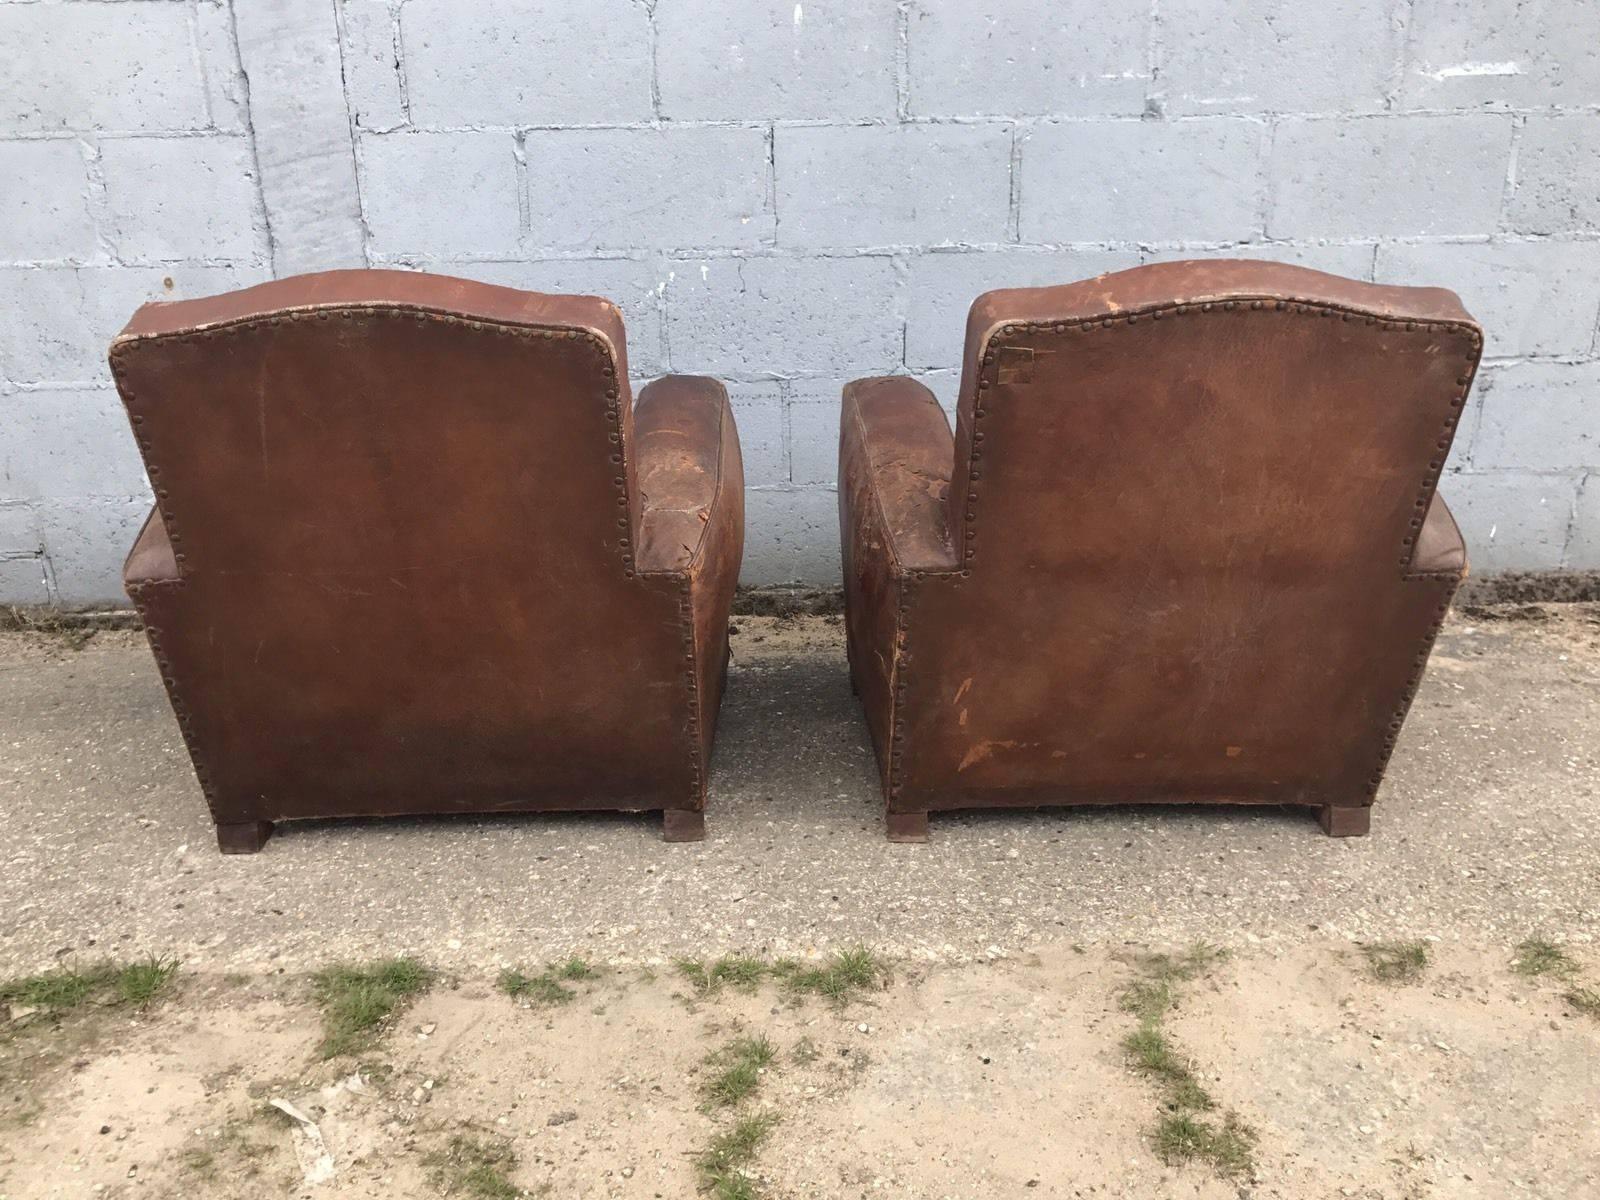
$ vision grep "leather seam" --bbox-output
[124,578,224,821]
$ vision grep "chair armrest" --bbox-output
[1411,490,1468,578]
[634,375,741,575]
[839,377,959,574]
[123,505,181,591]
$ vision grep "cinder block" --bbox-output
[741,488,841,585]
[1158,0,1394,115]
[360,132,520,257]
[1141,242,1376,280]
[339,0,407,132]
[1400,0,1600,110]
[195,1,249,134]
[1019,119,1265,244]
[1441,471,1576,572]
[0,501,41,554]
[0,265,270,385]
[787,389,846,487]
[1506,115,1600,236]
[664,256,900,378]
[0,390,145,499]
[99,136,262,262]
[0,3,208,134]
[726,386,787,486]
[1568,478,1600,569]
[235,0,366,275]
[904,248,1139,371]
[525,128,773,252]
[1268,115,1513,240]
[0,140,96,262]
[0,556,50,606]
[915,370,960,415]
[1470,362,1600,473]
[450,259,667,377]
[1375,240,1600,358]
[38,496,154,605]
[657,1,896,120]
[401,0,652,126]
[906,0,1148,118]
[776,124,1011,248]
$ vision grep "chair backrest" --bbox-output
[949,260,1477,587]
[112,269,638,586]
[902,259,1481,802]
[110,270,692,808]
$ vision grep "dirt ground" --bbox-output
[2,606,1599,1197]
[2,942,1597,1200]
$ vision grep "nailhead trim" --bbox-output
[110,304,641,816]
[902,294,1482,809]
[962,298,1482,575]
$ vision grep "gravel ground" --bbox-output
[1,607,1597,974]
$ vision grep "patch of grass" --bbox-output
[1512,937,1577,978]
[702,1035,776,1108]
[1566,987,1600,1019]
[773,946,886,1005]
[424,1134,525,1199]
[311,957,431,1059]
[1117,944,1255,1179]
[115,957,179,1007]
[674,955,769,997]
[1122,1025,1214,1112]
[790,1036,818,1065]
[0,956,179,1015]
[1361,940,1431,984]
[696,1112,778,1198]
[499,957,597,1008]
[1153,1112,1256,1177]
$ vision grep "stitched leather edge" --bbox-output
[635,386,729,809]
[110,307,678,816]
[124,576,225,821]
[885,297,1482,815]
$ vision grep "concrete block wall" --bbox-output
[2,0,1597,601]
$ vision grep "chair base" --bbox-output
[216,820,274,854]
[1318,804,1372,838]
[886,811,930,843]
[663,809,707,842]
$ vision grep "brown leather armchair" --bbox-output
[111,270,742,852]
[840,260,1479,842]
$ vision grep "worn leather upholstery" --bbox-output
[839,260,1480,841]
[112,269,743,852]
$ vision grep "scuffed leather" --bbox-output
[634,375,745,757]
[842,259,1478,825]
[111,269,741,835]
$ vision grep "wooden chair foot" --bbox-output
[216,820,274,854]
[663,809,706,842]
[886,811,929,843]
[1318,804,1371,838]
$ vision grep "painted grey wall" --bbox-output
[2,0,1597,603]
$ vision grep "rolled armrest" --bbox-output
[123,505,181,590]
[1411,490,1467,577]
[840,377,959,574]
[634,375,739,575]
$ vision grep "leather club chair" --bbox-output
[111,270,743,852]
[839,260,1479,842]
